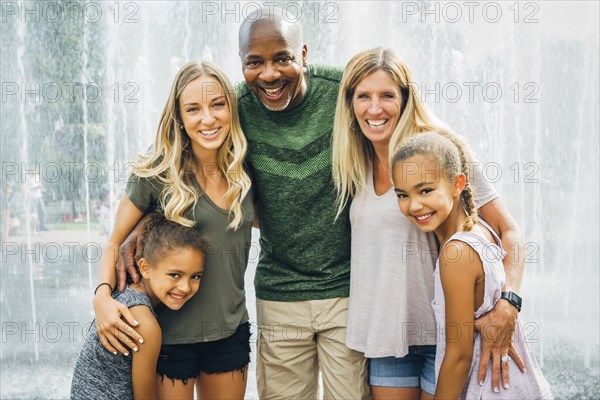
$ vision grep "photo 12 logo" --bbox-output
[1,1,140,23]
[1,241,104,264]
[2,162,133,185]
[198,1,339,23]
[400,1,540,24]
[1,82,139,104]
[409,81,540,104]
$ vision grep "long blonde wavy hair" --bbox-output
[332,48,449,218]
[131,61,251,230]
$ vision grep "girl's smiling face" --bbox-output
[138,247,204,310]
[392,153,461,234]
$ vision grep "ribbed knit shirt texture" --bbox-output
[237,64,350,301]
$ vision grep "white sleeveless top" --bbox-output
[346,162,498,358]
[433,220,552,399]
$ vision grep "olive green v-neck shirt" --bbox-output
[237,64,351,302]
[126,175,253,343]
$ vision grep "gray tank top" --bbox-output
[70,287,154,400]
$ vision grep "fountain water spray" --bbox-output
[81,19,93,290]
[16,20,39,363]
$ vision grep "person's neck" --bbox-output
[192,149,222,180]
[130,279,160,307]
[192,147,218,166]
[372,143,390,174]
[435,203,469,246]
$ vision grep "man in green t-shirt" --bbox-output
[237,8,370,400]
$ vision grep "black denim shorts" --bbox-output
[157,322,251,383]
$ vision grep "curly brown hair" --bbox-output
[135,212,207,265]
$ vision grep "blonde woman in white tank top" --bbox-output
[332,48,528,399]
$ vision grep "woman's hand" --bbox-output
[477,197,527,391]
[474,301,525,391]
[93,292,144,355]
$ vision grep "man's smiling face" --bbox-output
[240,21,307,111]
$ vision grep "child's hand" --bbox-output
[93,295,144,355]
[474,301,525,392]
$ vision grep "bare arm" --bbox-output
[92,196,145,354]
[131,305,162,400]
[476,197,526,389]
[434,241,480,400]
[479,198,524,292]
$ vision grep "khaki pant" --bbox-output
[256,297,370,400]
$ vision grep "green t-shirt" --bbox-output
[126,174,253,343]
[237,64,350,302]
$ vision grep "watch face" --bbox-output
[510,292,522,304]
[502,291,522,311]
[513,292,522,303]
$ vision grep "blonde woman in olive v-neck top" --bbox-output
[91,61,253,400]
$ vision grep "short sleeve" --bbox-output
[248,185,256,206]
[244,162,260,205]
[125,174,162,213]
[469,155,499,209]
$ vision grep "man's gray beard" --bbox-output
[262,93,292,112]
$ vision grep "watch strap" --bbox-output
[500,291,522,312]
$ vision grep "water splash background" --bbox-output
[1,1,598,398]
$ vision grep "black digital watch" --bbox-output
[500,291,522,312]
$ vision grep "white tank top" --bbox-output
[346,161,498,358]
[433,220,552,398]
